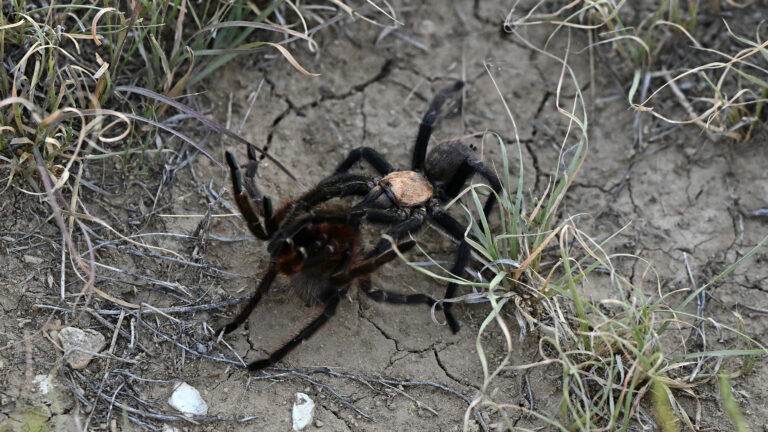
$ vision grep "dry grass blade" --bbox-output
[115,85,303,188]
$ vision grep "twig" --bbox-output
[37,296,251,316]
[133,311,242,366]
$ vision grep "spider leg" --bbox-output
[412,81,465,171]
[226,151,272,240]
[330,239,417,285]
[442,156,502,217]
[333,147,394,175]
[441,156,503,199]
[427,210,476,334]
[362,209,427,259]
[282,173,375,225]
[243,144,271,211]
[221,264,279,334]
[469,158,503,195]
[429,157,502,331]
[359,278,440,308]
[247,288,347,371]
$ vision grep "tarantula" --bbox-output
[221,80,502,370]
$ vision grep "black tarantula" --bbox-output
[221,81,502,370]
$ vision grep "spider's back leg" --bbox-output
[427,209,475,334]
[221,264,279,334]
[247,287,347,371]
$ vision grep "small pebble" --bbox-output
[314,419,324,428]
[23,255,44,265]
[292,392,315,431]
[58,327,106,369]
[168,382,208,416]
[421,19,436,35]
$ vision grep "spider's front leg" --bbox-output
[332,239,441,308]
[279,173,376,227]
[225,149,275,240]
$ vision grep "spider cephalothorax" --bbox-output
[366,171,434,208]
[221,80,501,370]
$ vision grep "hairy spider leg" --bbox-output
[229,146,375,239]
[362,210,427,259]
[222,210,362,337]
[333,146,395,175]
[247,239,416,371]
[358,278,440,308]
[427,209,480,334]
[411,81,465,171]
[222,264,279,334]
[226,151,274,240]
[243,144,273,220]
[336,238,441,307]
[248,288,346,371]
[330,239,417,284]
[277,173,375,228]
[433,157,503,333]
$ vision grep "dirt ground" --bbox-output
[2,1,768,431]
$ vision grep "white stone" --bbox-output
[168,382,208,416]
[292,392,315,431]
[57,327,106,369]
[33,374,53,394]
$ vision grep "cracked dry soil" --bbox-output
[2,2,768,431]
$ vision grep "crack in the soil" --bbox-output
[533,91,551,118]
[356,302,406,356]
[736,281,768,294]
[432,347,480,391]
[570,181,613,194]
[260,77,294,156]
[626,177,641,217]
[261,58,395,157]
[523,141,542,192]
[360,92,368,143]
[321,400,356,431]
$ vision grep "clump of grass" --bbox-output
[0,1,391,192]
